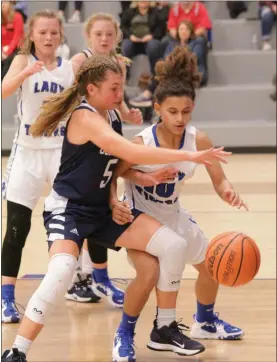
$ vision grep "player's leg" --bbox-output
[105,212,204,361]
[65,241,100,303]
[191,261,243,340]
[88,241,125,308]
[2,146,45,324]
[175,210,243,340]
[113,250,159,362]
[1,239,80,361]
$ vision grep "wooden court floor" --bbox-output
[1,154,276,361]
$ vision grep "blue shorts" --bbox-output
[43,190,142,251]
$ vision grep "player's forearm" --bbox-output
[117,101,131,123]
[122,169,147,186]
[109,178,119,209]
[214,179,233,199]
[2,70,28,98]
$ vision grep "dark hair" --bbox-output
[154,46,201,104]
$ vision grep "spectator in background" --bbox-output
[155,1,171,54]
[259,1,276,51]
[120,1,163,76]
[1,1,24,79]
[13,0,28,23]
[165,20,208,86]
[129,1,211,108]
[58,1,83,24]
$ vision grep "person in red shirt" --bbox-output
[1,1,24,79]
[168,1,212,39]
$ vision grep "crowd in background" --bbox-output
[1,1,276,104]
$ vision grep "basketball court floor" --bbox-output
[1,154,276,361]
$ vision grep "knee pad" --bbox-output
[146,226,188,292]
[25,253,77,325]
[5,201,32,248]
[2,202,32,277]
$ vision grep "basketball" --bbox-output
[205,232,261,287]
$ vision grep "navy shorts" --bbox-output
[43,190,142,251]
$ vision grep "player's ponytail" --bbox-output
[30,83,81,136]
[30,54,123,137]
[154,46,201,104]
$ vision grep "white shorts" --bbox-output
[128,208,208,267]
[2,144,62,210]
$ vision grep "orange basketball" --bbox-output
[205,232,261,287]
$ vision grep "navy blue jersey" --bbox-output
[53,100,122,209]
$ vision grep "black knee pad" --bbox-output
[2,201,32,277]
[86,239,108,264]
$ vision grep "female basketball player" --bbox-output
[67,12,143,308]
[0,10,88,325]
[1,54,230,361]
[110,46,247,360]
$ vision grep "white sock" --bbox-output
[10,335,32,356]
[71,256,83,284]
[81,248,93,275]
[157,307,176,329]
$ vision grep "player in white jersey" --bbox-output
[111,46,248,361]
[1,10,80,324]
[66,12,144,308]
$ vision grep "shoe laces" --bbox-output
[170,319,191,340]
[117,330,135,352]
[75,273,90,291]
[3,298,24,316]
[211,313,233,328]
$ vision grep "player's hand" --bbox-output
[125,108,143,125]
[222,189,249,211]
[140,167,178,186]
[188,147,232,166]
[112,201,134,225]
[23,61,44,76]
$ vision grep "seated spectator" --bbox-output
[165,20,208,86]
[58,1,83,23]
[259,1,276,51]
[120,1,163,76]
[155,1,171,53]
[13,0,28,23]
[129,1,211,108]
[1,1,24,79]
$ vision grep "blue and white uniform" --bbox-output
[2,54,75,210]
[124,124,209,265]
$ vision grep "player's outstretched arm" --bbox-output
[196,130,248,211]
[71,110,231,166]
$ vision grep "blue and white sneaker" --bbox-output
[112,329,136,362]
[129,93,152,108]
[190,313,244,340]
[91,273,124,308]
[2,298,20,323]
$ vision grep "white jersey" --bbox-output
[124,124,198,225]
[16,54,74,149]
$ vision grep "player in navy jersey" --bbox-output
[2,54,230,362]
[67,12,143,307]
[0,10,88,326]
[111,46,247,361]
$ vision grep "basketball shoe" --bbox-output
[1,348,27,361]
[65,273,100,303]
[112,329,136,362]
[147,319,205,356]
[91,272,125,308]
[190,313,244,340]
[2,296,20,324]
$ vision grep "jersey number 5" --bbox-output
[100,159,118,189]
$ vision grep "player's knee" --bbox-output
[5,203,32,249]
[25,253,77,325]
